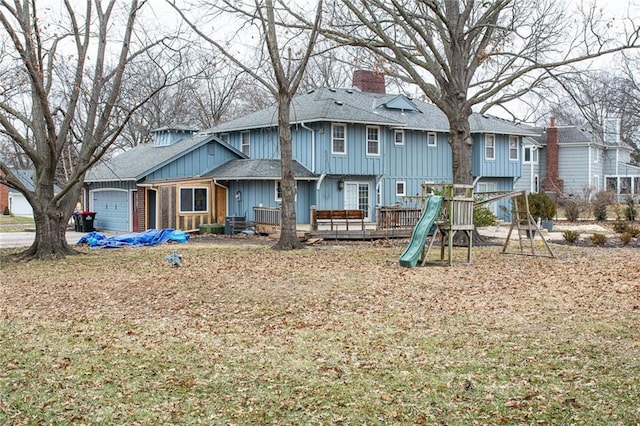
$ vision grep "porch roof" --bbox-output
[203,159,317,180]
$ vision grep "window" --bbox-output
[533,175,540,193]
[523,147,538,163]
[180,187,208,213]
[241,131,250,156]
[635,177,640,194]
[592,175,600,193]
[275,181,296,202]
[485,134,495,160]
[394,130,404,146]
[427,132,437,147]
[620,177,631,195]
[367,126,380,155]
[509,136,519,161]
[396,181,406,196]
[332,123,346,154]
[219,133,229,143]
[592,146,600,163]
[606,177,617,191]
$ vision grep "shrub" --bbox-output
[521,192,556,220]
[620,232,633,246]
[625,225,640,237]
[626,196,637,221]
[613,220,628,234]
[562,230,580,244]
[473,205,497,227]
[592,191,614,221]
[590,233,607,246]
[564,200,580,222]
[2,206,9,216]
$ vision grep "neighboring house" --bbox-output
[0,169,61,217]
[86,70,537,232]
[517,118,640,201]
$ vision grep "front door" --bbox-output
[344,182,370,220]
[147,189,157,229]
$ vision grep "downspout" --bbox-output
[588,143,592,194]
[472,176,481,188]
[316,173,326,191]
[300,122,315,174]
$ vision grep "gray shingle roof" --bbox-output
[532,126,602,146]
[210,87,538,137]
[6,169,62,193]
[86,134,243,182]
[203,159,316,180]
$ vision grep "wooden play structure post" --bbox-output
[421,183,475,266]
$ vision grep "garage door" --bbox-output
[91,190,129,232]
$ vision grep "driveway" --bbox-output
[0,230,93,249]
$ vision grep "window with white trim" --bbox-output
[485,134,495,160]
[509,136,519,161]
[394,130,404,146]
[592,175,599,192]
[275,181,297,202]
[332,123,346,154]
[524,146,539,164]
[396,181,406,196]
[427,132,437,147]
[179,187,208,213]
[592,146,600,163]
[241,131,250,156]
[366,126,380,155]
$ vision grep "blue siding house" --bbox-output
[86,71,538,232]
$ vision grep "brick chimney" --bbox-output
[352,70,386,94]
[542,117,564,194]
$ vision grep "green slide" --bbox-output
[399,195,444,268]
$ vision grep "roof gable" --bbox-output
[382,95,420,112]
[86,134,245,182]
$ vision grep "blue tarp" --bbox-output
[77,229,189,248]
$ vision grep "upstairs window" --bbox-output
[592,146,600,163]
[427,132,437,147]
[219,133,229,143]
[509,136,519,160]
[394,130,404,146]
[485,134,495,160]
[241,131,250,156]
[367,126,380,156]
[332,123,346,154]
[396,181,406,196]
[524,147,539,164]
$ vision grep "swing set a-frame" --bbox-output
[401,185,555,267]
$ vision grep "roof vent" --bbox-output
[328,88,336,92]
[346,89,353,94]
[307,89,315,94]
[335,101,343,106]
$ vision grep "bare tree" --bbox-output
[319,0,640,184]
[168,0,324,250]
[0,0,178,260]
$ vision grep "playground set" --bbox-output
[398,184,555,268]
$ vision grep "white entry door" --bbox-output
[344,182,370,220]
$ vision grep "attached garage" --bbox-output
[91,189,130,232]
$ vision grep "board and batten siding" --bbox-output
[145,141,237,181]
[472,134,522,178]
[224,179,315,224]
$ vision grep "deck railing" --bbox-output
[253,206,281,226]
[376,206,422,230]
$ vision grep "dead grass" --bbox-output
[1,242,639,424]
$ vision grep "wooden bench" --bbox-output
[312,209,365,231]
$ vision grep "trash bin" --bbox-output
[72,212,82,232]
[79,211,96,232]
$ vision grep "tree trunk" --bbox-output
[15,206,77,261]
[273,94,304,250]
[448,104,474,185]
